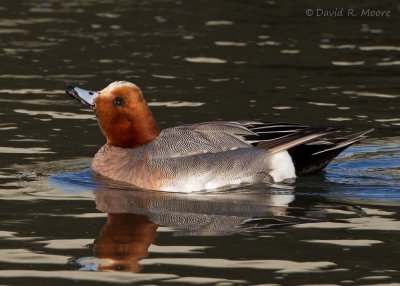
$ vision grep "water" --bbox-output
[0,0,399,285]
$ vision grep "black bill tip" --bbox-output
[65,83,96,108]
[65,84,78,98]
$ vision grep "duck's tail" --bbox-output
[244,122,373,176]
[286,128,374,175]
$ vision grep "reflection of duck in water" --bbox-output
[80,187,297,272]
[75,186,365,272]
[65,81,373,193]
[94,187,296,236]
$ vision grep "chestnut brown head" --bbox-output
[66,81,160,148]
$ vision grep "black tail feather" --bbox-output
[288,129,374,175]
[243,122,374,176]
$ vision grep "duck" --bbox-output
[65,81,373,193]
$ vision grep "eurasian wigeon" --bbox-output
[65,81,372,193]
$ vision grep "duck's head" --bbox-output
[65,81,160,148]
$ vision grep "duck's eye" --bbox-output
[113,97,124,107]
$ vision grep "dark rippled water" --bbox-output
[0,0,399,285]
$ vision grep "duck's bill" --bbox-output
[65,84,99,108]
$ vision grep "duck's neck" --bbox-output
[100,104,160,148]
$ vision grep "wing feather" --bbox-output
[145,121,255,158]
[139,121,371,163]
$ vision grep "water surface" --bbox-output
[0,0,399,285]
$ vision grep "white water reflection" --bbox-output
[280,49,300,54]
[294,216,400,231]
[359,45,400,51]
[215,41,247,46]
[375,118,400,123]
[96,13,120,19]
[272,106,293,110]
[0,18,59,26]
[0,74,42,79]
[151,74,177,79]
[0,270,178,284]
[308,102,337,107]
[163,277,245,284]
[0,89,62,94]
[39,239,92,250]
[0,29,28,34]
[205,20,233,26]
[342,91,398,99]
[331,61,365,66]
[257,40,281,46]
[141,258,336,273]
[327,117,352,121]
[0,231,41,241]
[0,147,53,154]
[0,126,17,130]
[148,245,209,254]
[377,61,400,66]
[14,109,94,119]
[185,57,227,64]
[320,44,357,49]
[304,239,383,247]
[0,249,69,264]
[209,78,230,82]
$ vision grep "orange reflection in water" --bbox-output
[94,213,158,272]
